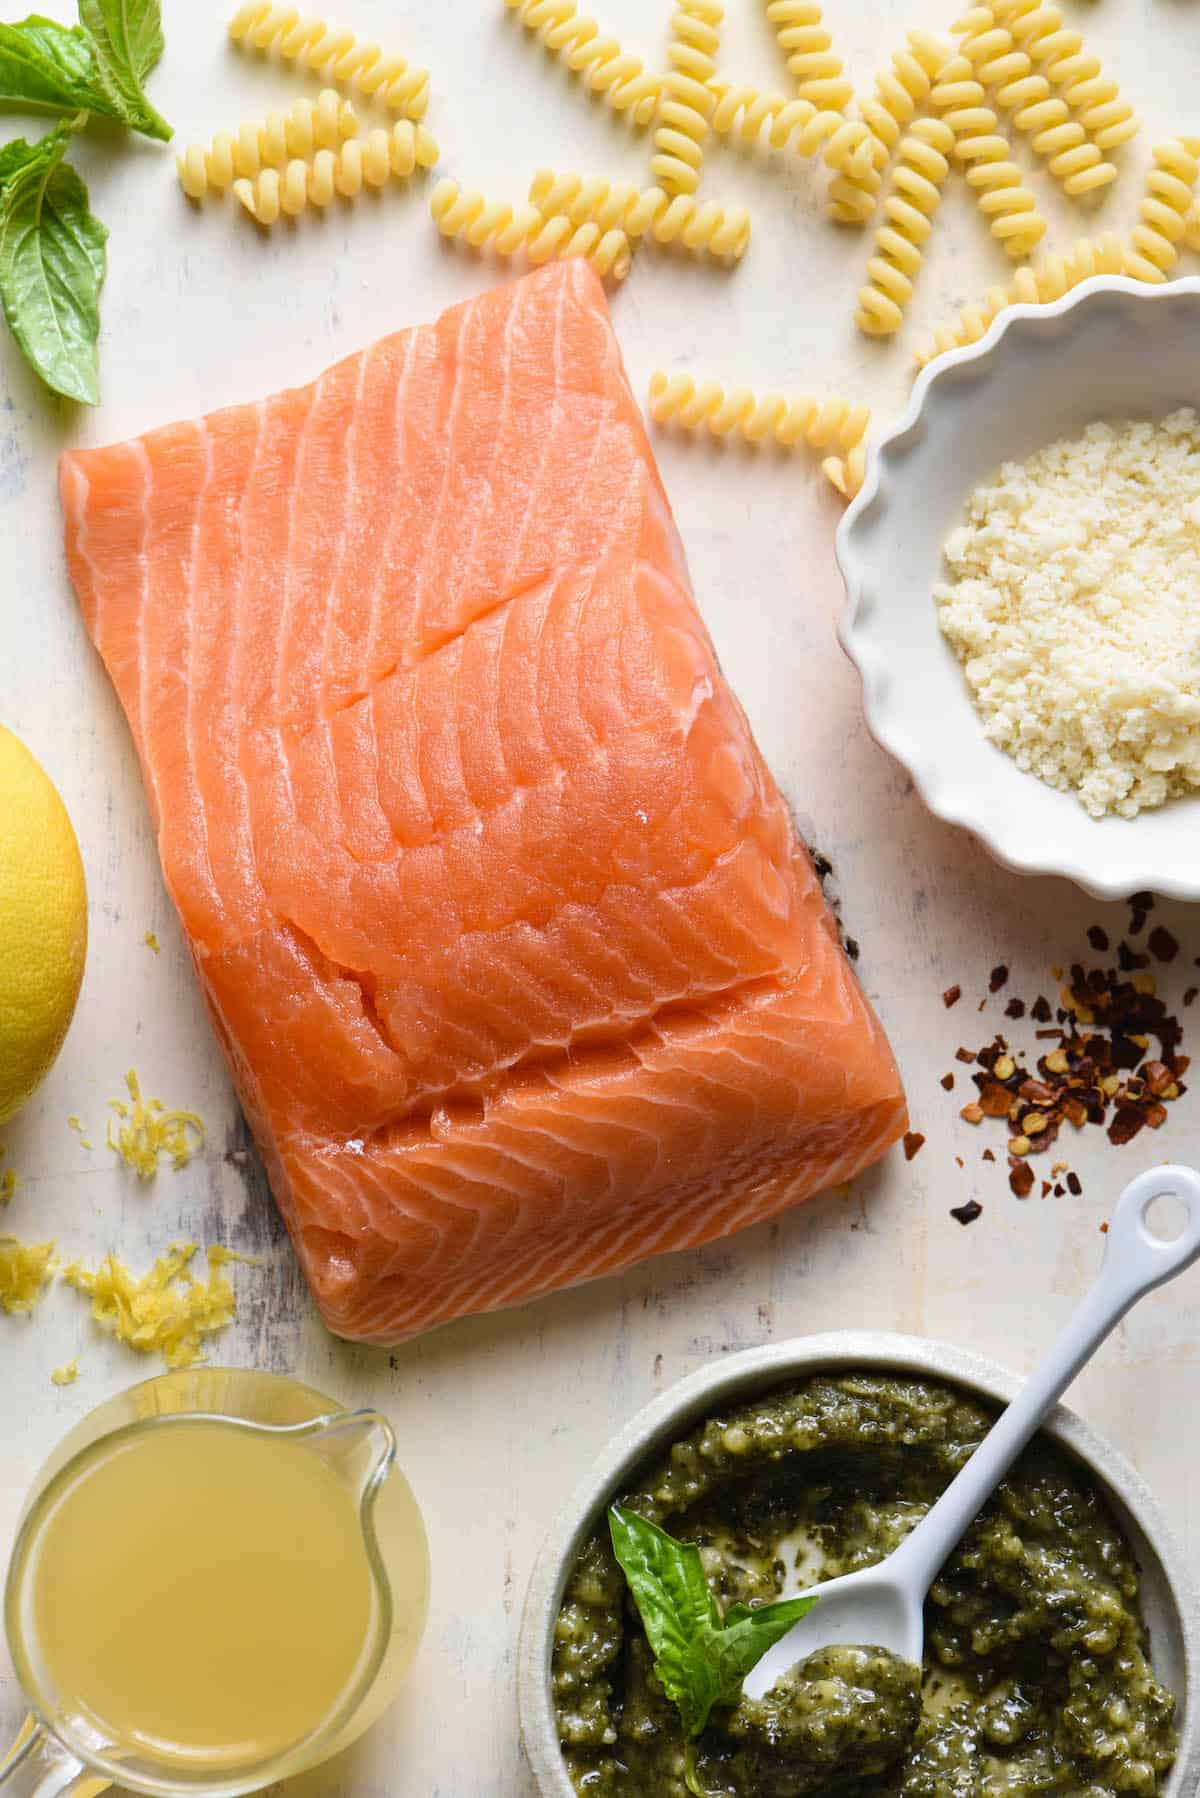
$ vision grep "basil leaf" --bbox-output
[0,128,107,402]
[713,1594,820,1701]
[609,1505,723,1738]
[0,15,110,115]
[76,0,170,140]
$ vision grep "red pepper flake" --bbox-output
[950,1199,982,1226]
[1148,925,1179,964]
[940,1072,955,1091]
[943,985,962,1008]
[1004,998,1026,1020]
[845,937,861,962]
[1087,925,1110,953]
[1009,1162,1035,1198]
[954,1156,964,1169]
[981,1148,995,1162]
[1100,1220,1109,1234]
[955,1047,976,1064]
[1067,1171,1082,1196]
[989,965,1009,992]
[1030,995,1052,1023]
[1053,1183,1064,1197]
[903,1131,926,1161]
[1185,988,1197,1008]
[1041,1180,1052,1197]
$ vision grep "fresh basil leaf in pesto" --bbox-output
[0,16,109,116]
[714,1594,821,1694]
[608,1505,722,1739]
[0,127,107,402]
[608,1503,820,1788]
[76,0,170,140]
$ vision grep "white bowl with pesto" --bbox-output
[517,1331,1200,1798]
[837,276,1200,901]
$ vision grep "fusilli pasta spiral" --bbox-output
[233,122,438,222]
[228,5,430,117]
[430,179,632,278]
[994,1,1138,149]
[652,1,722,197]
[855,118,955,336]
[763,2,851,111]
[648,371,869,499]
[825,31,950,228]
[177,90,356,198]
[502,0,662,125]
[707,82,872,177]
[914,232,1126,366]
[971,30,1116,193]
[1124,139,1200,284]
[932,55,1046,257]
[528,170,750,258]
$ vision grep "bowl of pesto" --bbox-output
[518,1332,1199,1798]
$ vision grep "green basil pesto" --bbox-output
[552,1374,1177,1798]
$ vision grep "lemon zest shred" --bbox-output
[0,1237,57,1315]
[62,1242,251,1369]
[106,1070,204,1179]
[144,931,161,953]
[67,1117,94,1151]
[51,1358,79,1387]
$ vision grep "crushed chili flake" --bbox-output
[940,1073,955,1091]
[939,893,1189,1217]
[1009,1163,1035,1198]
[845,937,861,962]
[950,1199,982,1226]
[902,1131,926,1161]
[1099,1220,1109,1234]
[943,985,962,1009]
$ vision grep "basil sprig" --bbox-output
[0,0,167,402]
[608,1504,819,1796]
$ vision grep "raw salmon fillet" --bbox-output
[61,261,906,1345]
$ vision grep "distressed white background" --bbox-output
[3,1,1200,1792]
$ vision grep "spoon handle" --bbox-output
[891,1164,1200,1595]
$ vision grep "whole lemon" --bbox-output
[0,726,87,1126]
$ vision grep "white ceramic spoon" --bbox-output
[742,1163,1200,1701]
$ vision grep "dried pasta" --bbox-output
[994,1,1138,150]
[502,0,662,125]
[233,122,438,222]
[651,0,722,198]
[430,179,632,278]
[528,171,750,258]
[177,90,356,198]
[953,6,1115,194]
[827,31,950,229]
[228,4,429,118]
[932,55,1046,258]
[855,119,955,336]
[708,82,873,178]
[648,372,869,501]
[914,232,1126,366]
[1124,139,1200,284]
[763,2,851,111]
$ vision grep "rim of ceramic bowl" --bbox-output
[517,1330,1200,1798]
[835,274,1200,902]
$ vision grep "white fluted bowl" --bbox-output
[837,276,1200,901]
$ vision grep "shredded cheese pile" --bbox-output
[107,1069,205,1178]
[63,1243,257,1369]
[51,1358,79,1387]
[0,1238,57,1315]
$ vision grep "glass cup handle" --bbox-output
[0,1719,109,1798]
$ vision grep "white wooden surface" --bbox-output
[3,3,1200,1792]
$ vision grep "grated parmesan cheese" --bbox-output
[51,1358,79,1386]
[935,411,1200,819]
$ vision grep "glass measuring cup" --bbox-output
[0,1368,429,1798]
